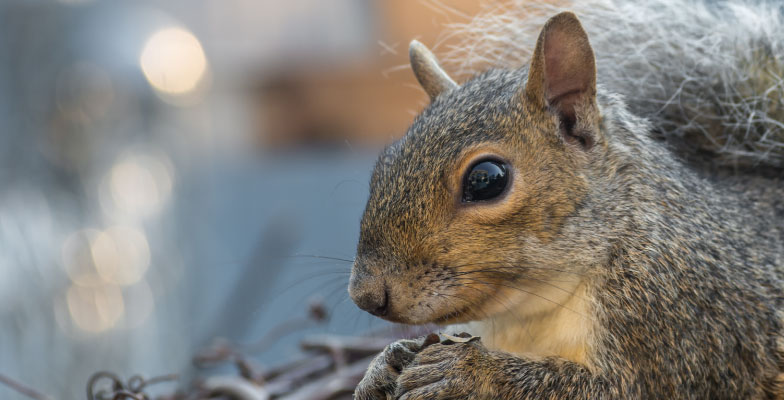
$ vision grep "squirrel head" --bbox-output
[349,12,607,324]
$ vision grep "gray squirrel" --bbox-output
[349,1,784,398]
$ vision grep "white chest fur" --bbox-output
[453,282,594,367]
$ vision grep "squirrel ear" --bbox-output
[409,40,458,100]
[525,12,597,146]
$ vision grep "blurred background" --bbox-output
[0,0,484,398]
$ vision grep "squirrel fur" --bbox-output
[440,0,784,172]
[350,1,784,399]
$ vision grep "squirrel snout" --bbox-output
[356,289,389,317]
[349,276,389,317]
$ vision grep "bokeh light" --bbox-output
[91,226,151,286]
[5,0,410,396]
[61,229,105,287]
[100,151,174,220]
[66,283,125,333]
[61,224,152,333]
[140,27,208,98]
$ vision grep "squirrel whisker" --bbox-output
[453,277,590,319]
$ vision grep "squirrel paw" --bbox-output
[354,334,440,400]
[394,339,490,400]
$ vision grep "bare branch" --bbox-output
[0,374,54,400]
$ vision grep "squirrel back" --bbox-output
[438,0,784,172]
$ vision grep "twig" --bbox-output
[243,299,329,355]
[0,374,53,400]
[300,335,394,357]
[242,317,317,354]
[278,355,376,400]
[202,376,269,400]
[130,373,179,391]
[263,355,333,396]
[87,371,178,400]
[88,305,422,399]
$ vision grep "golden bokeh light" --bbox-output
[101,151,173,219]
[91,226,151,286]
[61,229,104,287]
[66,283,125,333]
[140,27,208,97]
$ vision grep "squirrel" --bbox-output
[349,1,784,399]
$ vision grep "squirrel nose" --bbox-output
[349,276,390,317]
[356,288,389,316]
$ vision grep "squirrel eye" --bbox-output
[462,159,509,203]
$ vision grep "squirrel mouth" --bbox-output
[429,289,499,325]
[431,304,476,325]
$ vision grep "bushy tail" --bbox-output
[436,0,784,170]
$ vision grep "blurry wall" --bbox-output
[250,1,484,148]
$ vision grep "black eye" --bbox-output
[462,159,509,203]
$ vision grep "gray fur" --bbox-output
[351,4,784,399]
[439,0,784,170]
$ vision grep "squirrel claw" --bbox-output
[394,340,489,399]
[355,335,440,399]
